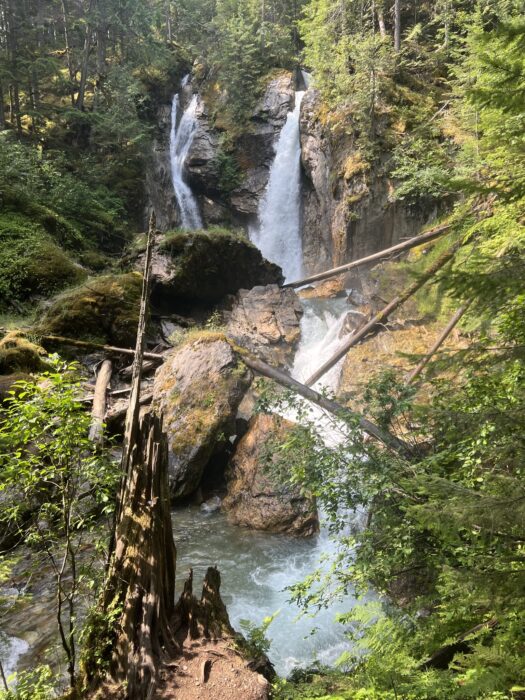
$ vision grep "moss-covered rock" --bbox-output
[37,272,143,347]
[0,213,86,310]
[0,332,47,374]
[138,227,283,307]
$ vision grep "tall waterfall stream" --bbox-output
[0,90,359,682]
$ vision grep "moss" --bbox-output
[154,227,282,304]
[37,272,143,347]
[0,212,86,311]
[0,331,47,374]
[0,372,32,401]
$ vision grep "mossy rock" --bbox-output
[149,227,283,305]
[0,332,47,374]
[37,272,143,347]
[0,213,86,311]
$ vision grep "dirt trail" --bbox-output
[154,636,270,700]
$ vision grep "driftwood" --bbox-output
[305,241,462,387]
[40,335,164,362]
[242,354,412,457]
[120,358,158,379]
[105,392,154,425]
[284,221,453,289]
[406,304,469,385]
[88,359,112,445]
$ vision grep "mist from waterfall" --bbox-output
[250,92,305,283]
[170,80,203,230]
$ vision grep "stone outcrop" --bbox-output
[223,414,319,537]
[230,72,295,216]
[300,88,437,275]
[223,284,303,366]
[152,337,252,500]
[139,229,282,309]
[145,72,296,229]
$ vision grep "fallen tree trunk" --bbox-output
[88,359,112,445]
[421,618,498,670]
[406,304,470,385]
[305,241,462,387]
[284,221,454,289]
[242,354,412,457]
[40,335,164,362]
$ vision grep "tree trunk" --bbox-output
[89,359,112,445]
[241,354,412,457]
[0,80,5,129]
[283,221,453,288]
[60,0,76,106]
[394,0,401,51]
[406,305,469,385]
[76,0,94,111]
[377,4,386,37]
[305,241,462,387]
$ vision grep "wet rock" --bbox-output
[153,337,252,500]
[230,73,296,216]
[224,284,303,366]
[223,414,319,537]
[144,228,283,308]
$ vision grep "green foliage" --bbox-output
[0,213,85,311]
[239,611,280,657]
[0,665,56,700]
[0,358,119,686]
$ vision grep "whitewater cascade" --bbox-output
[250,92,305,283]
[170,86,203,230]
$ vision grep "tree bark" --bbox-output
[88,359,112,445]
[0,80,5,129]
[76,0,94,111]
[39,335,164,361]
[305,241,462,387]
[241,354,412,457]
[406,305,469,385]
[283,221,453,289]
[60,0,76,106]
[394,0,401,51]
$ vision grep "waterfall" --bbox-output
[170,82,203,230]
[250,92,305,283]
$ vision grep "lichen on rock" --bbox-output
[152,336,252,500]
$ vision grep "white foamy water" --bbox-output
[170,78,203,230]
[250,92,305,283]
[173,506,361,676]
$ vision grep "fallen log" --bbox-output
[105,392,153,425]
[242,354,413,457]
[88,359,112,445]
[40,335,164,362]
[406,304,470,385]
[305,241,462,387]
[284,220,454,289]
[421,618,498,670]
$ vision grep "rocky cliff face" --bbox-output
[300,89,437,275]
[145,73,296,231]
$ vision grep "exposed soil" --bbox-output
[154,636,270,700]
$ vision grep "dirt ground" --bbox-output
[154,637,270,700]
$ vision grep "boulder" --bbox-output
[224,284,303,366]
[37,272,143,347]
[146,228,283,307]
[152,337,252,500]
[223,414,319,537]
